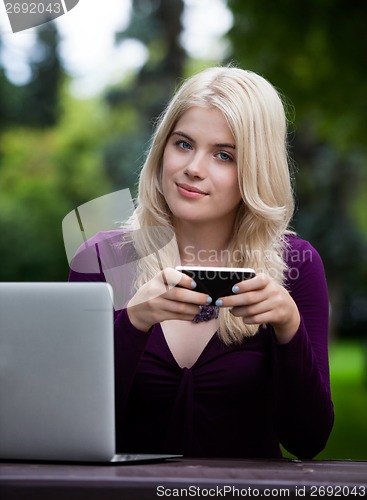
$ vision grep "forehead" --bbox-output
[174,106,234,142]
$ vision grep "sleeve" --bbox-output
[67,235,151,451]
[271,238,334,459]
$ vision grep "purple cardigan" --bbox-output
[69,233,334,459]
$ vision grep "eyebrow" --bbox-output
[171,131,236,150]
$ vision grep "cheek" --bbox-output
[161,152,169,181]
[217,169,241,195]
[161,156,175,196]
[161,150,176,178]
[226,176,243,206]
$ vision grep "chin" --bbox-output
[174,214,211,225]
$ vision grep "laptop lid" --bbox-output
[0,282,116,462]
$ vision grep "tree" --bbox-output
[0,22,63,129]
[226,0,367,336]
[227,0,367,149]
[0,38,26,130]
[24,22,64,127]
[0,94,112,282]
[103,0,186,193]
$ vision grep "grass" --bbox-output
[283,339,367,460]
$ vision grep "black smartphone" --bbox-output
[175,266,256,302]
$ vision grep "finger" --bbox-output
[240,311,272,325]
[129,269,181,305]
[160,298,201,321]
[160,267,183,288]
[160,267,197,290]
[153,267,191,298]
[230,300,273,319]
[215,288,269,308]
[230,305,274,325]
[166,286,213,306]
[231,273,269,294]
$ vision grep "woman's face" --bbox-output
[161,106,242,228]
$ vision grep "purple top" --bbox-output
[69,233,334,459]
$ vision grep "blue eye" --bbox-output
[177,140,192,150]
[217,152,232,161]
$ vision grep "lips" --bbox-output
[176,183,208,195]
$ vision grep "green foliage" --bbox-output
[0,71,26,129]
[227,0,367,337]
[116,0,185,77]
[0,22,64,128]
[24,22,63,127]
[0,94,113,281]
[0,2,188,283]
[227,0,367,149]
[107,0,186,192]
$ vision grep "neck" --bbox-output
[173,220,234,267]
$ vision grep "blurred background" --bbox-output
[0,0,366,459]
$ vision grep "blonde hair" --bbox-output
[124,66,295,344]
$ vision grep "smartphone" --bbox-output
[175,266,256,302]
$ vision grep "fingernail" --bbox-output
[206,296,213,305]
[215,299,223,307]
[191,280,197,289]
[232,285,240,293]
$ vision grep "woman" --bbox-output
[69,66,334,459]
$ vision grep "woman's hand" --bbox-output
[126,267,212,332]
[215,273,300,344]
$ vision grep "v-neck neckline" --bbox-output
[158,322,218,370]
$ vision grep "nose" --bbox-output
[184,152,207,178]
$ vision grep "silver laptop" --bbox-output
[0,282,180,463]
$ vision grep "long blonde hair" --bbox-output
[124,66,295,344]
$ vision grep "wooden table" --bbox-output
[1,458,366,499]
